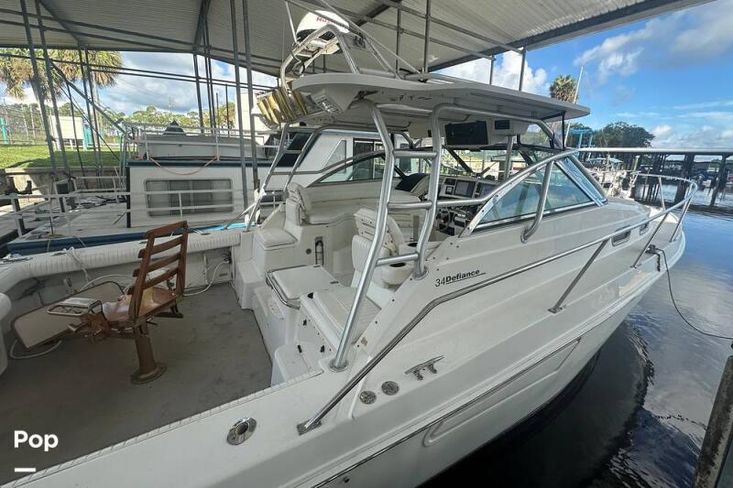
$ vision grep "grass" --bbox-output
[0,144,120,170]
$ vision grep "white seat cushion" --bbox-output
[301,286,380,348]
[267,265,340,307]
[255,227,296,248]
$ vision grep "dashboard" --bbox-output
[439,176,497,200]
[436,175,498,235]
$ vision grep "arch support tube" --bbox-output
[329,104,396,372]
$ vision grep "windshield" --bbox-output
[317,148,474,184]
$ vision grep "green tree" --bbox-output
[594,121,654,147]
[125,105,197,127]
[549,75,578,103]
[0,48,122,102]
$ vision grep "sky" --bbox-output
[439,0,733,148]
[2,0,732,148]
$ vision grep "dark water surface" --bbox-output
[426,211,733,488]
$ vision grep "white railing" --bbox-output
[1,185,244,241]
[125,123,280,162]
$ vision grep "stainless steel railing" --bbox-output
[297,170,697,435]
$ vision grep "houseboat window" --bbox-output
[145,179,233,216]
[321,154,386,183]
[480,165,592,225]
[327,139,347,165]
[276,132,313,167]
[353,139,383,156]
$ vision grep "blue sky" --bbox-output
[440,0,733,147]
[2,0,732,147]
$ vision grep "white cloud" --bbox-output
[98,52,276,115]
[650,123,733,148]
[672,100,733,111]
[0,84,37,104]
[576,0,733,84]
[652,124,673,138]
[438,51,549,95]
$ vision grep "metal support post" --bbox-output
[19,0,57,177]
[242,0,261,189]
[549,240,608,313]
[35,0,69,175]
[193,54,205,131]
[395,7,402,72]
[710,156,727,208]
[330,105,396,371]
[230,0,249,209]
[518,47,527,91]
[84,49,103,175]
[422,0,431,73]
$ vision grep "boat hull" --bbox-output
[315,291,644,487]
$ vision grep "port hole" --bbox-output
[390,263,406,268]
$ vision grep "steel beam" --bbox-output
[19,0,57,177]
[241,0,260,189]
[34,0,70,175]
[230,0,249,209]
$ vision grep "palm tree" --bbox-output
[549,75,578,103]
[0,48,122,101]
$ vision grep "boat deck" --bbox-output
[0,284,271,484]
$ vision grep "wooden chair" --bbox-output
[12,221,189,384]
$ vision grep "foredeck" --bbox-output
[0,284,270,484]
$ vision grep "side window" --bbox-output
[545,168,593,209]
[481,170,544,223]
[145,179,233,216]
[557,159,606,202]
[321,155,386,183]
[480,164,592,224]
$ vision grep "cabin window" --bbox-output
[612,230,631,246]
[479,164,593,225]
[145,179,233,216]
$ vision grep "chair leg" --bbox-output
[130,325,166,384]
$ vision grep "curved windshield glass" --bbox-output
[480,163,593,224]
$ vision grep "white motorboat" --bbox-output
[0,17,697,488]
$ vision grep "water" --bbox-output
[426,211,733,487]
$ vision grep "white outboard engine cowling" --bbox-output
[295,10,349,54]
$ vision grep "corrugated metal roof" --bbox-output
[0,0,712,75]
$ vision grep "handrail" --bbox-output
[521,160,554,242]
[297,170,698,434]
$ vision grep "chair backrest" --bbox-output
[129,221,189,320]
[353,207,405,253]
